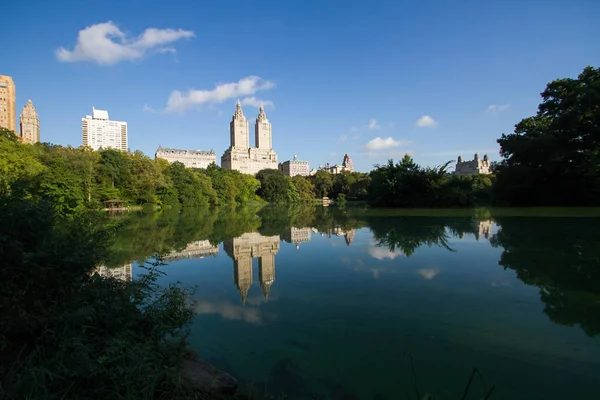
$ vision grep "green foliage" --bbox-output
[256,169,296,204]
[0,198,196,399]
[495,66,600,206]
[368,155,492,208]
[291,175,315,202]
[0,134,264,213]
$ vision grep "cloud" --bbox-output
[56,21,194,65]
[368,118,381,130]
[241,96,274,108]
[487,104,510,113]
[195,301,263,324]
[418,268,440,280]
[364,137,407,151]
[368,246,405,260]
[339,135,348,142]
[142,104,156,113]
[166,76,275,113]
[415,115,438,127]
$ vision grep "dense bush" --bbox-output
[0,198,195,399]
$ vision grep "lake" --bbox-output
[102,205,600,399]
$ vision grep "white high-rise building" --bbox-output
[82,107,128,152]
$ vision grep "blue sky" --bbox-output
[2,0,599,172]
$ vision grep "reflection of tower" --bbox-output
[224,232,280,303]
[345,230,355,246]
[233,257,253,304]
[474,220,493,241]
[258,255,275,298]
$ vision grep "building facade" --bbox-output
[454,153,491,176]
[279,155,310,177]
[155,146,216,168]
[82,107,128,152]
[19,100,40,144]
[163,240,218,261]
[0,75,16,132]
[312,153,354,175]
[221,102,278,175]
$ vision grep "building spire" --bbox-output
[233,100,245,120]
[257,105,267,121]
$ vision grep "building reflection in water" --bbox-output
[282,227,312,249]
[94,263,133,281]
[223,233,280,303]
[318,227,355,246]
[474,220,493,241]
[163,240,219,261]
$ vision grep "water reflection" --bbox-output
[224,232,280,302]
[102,206,600,399]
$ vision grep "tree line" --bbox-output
[1,65,598,212]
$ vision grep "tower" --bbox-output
[255,105,272,149]
[342,154,354,172]
[230,100,249,149]
[0,75,16,133]
[233,257,253,304]
[20,100,40,144]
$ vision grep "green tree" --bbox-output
[0,128,45,195]
[291,175,315,202]
[256,169,295,204]
[311,170,333,198]
[495,66,600,206]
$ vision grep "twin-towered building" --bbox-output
[221,101,278,175]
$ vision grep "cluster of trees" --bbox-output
[494,66,600,206]
[368,155,492,207]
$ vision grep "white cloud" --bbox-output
[166,76,275,113]
[56,21,194,65]
[368,118,381,130]
[339,135,348,142]
[241,96,274,108]
[142,104,156,113]
[418,268,440,280]
[415,115,438,127]
[368,246,405,260]
[487,104,510,113]
[364,137,407,151]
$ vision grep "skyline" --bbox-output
[2,0,599,171]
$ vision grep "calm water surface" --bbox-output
[104,206,600,399]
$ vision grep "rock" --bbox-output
[181,359,238,396]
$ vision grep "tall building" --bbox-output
[155,146,216,169]
[221,102,278,175]
[0,75,16,133]
[454,154,491,176]
[279,155,310,177]
[82,107,128,152]
[19,100,40,144]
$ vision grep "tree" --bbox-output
[496,66,600,206]
[256,169,294,204]
[291,175,315,202]
[0,128,45,195]
[311,170,333,198]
